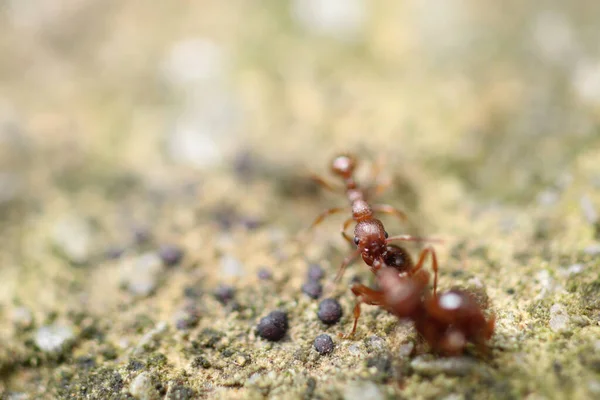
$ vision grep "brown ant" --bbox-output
[346,261,495,355]
[308,154,439,292]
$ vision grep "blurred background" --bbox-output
[2,0,600,306]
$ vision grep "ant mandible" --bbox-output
[346,262,495,355]
[308,154,439,292]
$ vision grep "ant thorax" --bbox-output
[351,199,372,221]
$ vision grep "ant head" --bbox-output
[331,154,357,178]
[354,219,388,262]
[377,267,424,317]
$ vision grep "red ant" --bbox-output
[347,261,495,355]
[308,154,439,292]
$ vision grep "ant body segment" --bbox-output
[347,261,495,355]
[309,154,439,291]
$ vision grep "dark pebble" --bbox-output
[105,246,125,260]
[133,226,152,245]
[307,264,325,281]
[302,281,323,299]
[158,244,184,267]
[183,286,202,299]
[213,284,235,305]
[257,310,288,341]
[317,298,342,325]
[191,355,211,369]
[174,304,200,331]
[313,334,334,355]
[241,216,262,230]
[257,267,272,280]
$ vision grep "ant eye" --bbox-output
[384,232,389,239]
[353,236,360,245]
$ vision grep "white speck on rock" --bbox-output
[573,60,600,106]
[34,324,75,354]
[130,372,161,400]
[134,321,168,355]
[343,381,384,400]
[220,254,244,277]
[162,38,225,88]
[120,253,165,297]
[11,306,33,329]
[530,10,577,65]
[292,0,366,40]
[51,215,93,264]
[549,303,570,332]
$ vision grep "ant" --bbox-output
[308,154,439,292]
[346,260,495,355]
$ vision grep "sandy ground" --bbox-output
[1,1,599,399]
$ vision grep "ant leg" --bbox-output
[372,204,408,224]
[340,217,355,245]
[386,235,443,244]
[366,154,392,199]
[310,173,341,193]
[334,249,360,284]
[340,283,386,338]
[410,246,439,296]
[308,207,346,230]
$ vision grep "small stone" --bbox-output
[584,244,600,256]
[51,215,93,265]
[120,253,165,298]
[166,385,197,400]
[183,286,202,299]
[105,245,125,260]
[307,264,325,281]
[549,303,570,332]
[173,304,200,330]
[313,334,334,355]
[257,267,272,280]
[34,324,75,354]
[256,310,288,341]
[343,380,384,400]
[166,385,196,400]
[410,355,479,376]
[302,280,323,299]
[191,355,211,369]
[220,255,244,277]
[213,284,235,305]
[364,335,388,353]
[134,322,168,355]
[317,298,342,325]
[130,372,161,400]
[158,244,184,267]
[133,226,152,245]
[11,307,33,330]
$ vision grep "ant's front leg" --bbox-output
[410,246,439,296]
[340,283,387,338]
[308,207,346,230]
[340,217,354,245]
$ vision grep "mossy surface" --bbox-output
[1,2,600,399]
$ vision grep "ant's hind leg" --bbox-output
[372,204,408,224]
[411,246,439,296]
[310,173,341,193]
